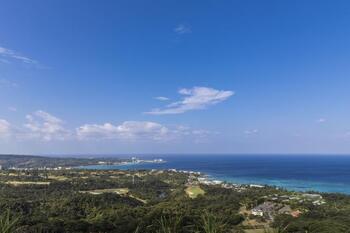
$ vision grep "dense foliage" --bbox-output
[0,169,349,233]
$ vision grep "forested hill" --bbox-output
[0,154,124,169]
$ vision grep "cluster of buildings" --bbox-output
[168,168,201,175]
[100,157,166,166]
[263,193,326,206]
[197,177,223,185]
[250,193,326,220]
[177,168,273,193]
[184,173,222,186]
[130,157,165,164]
[301,193,326,205]
[184,172,251,192]
[251,202,301,220]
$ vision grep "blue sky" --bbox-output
[0,0,350,155]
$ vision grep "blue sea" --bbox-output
[81,155,350,195]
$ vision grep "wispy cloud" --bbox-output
[0,58,10,64]
[154,96,170,101]
[77,121,169,141]
[8,107,17,112]
[146,86,234,115]
[317,118,326,123]
[243,129,259,139]
[244,129,259,135]
[0,46,38,65]
[174,24,191,34]
[0,79,18,88]
[0,119,12,139]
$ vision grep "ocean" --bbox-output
[81,155,350,194]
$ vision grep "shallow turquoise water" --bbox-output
[80,155,350,194]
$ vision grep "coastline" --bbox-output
[79,157,350,195]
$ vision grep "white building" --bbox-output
[251,209,264,216]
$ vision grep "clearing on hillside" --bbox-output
[5,181,50,186]
[80,188,129,195]
[185,186,205,199]
[79,188,148,203]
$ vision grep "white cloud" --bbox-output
[1,110,214,143]
[174,24,191,34]
[317,118,326,123]
[154,96,170,101]
[76,121,213,142]
[146,86,234,115]
[0,46,38,65]
[24,110,71,141]
[244,129,259,135]
[77,123,119,140]
[0,119,11,138]
[117,121,169,140]
[77,121,169,141]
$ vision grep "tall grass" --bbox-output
[0,210,19,233]
[201,212,226,233]
[155,215,183,233]
[263,226,287,233]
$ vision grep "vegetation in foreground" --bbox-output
[0,168,349,233]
